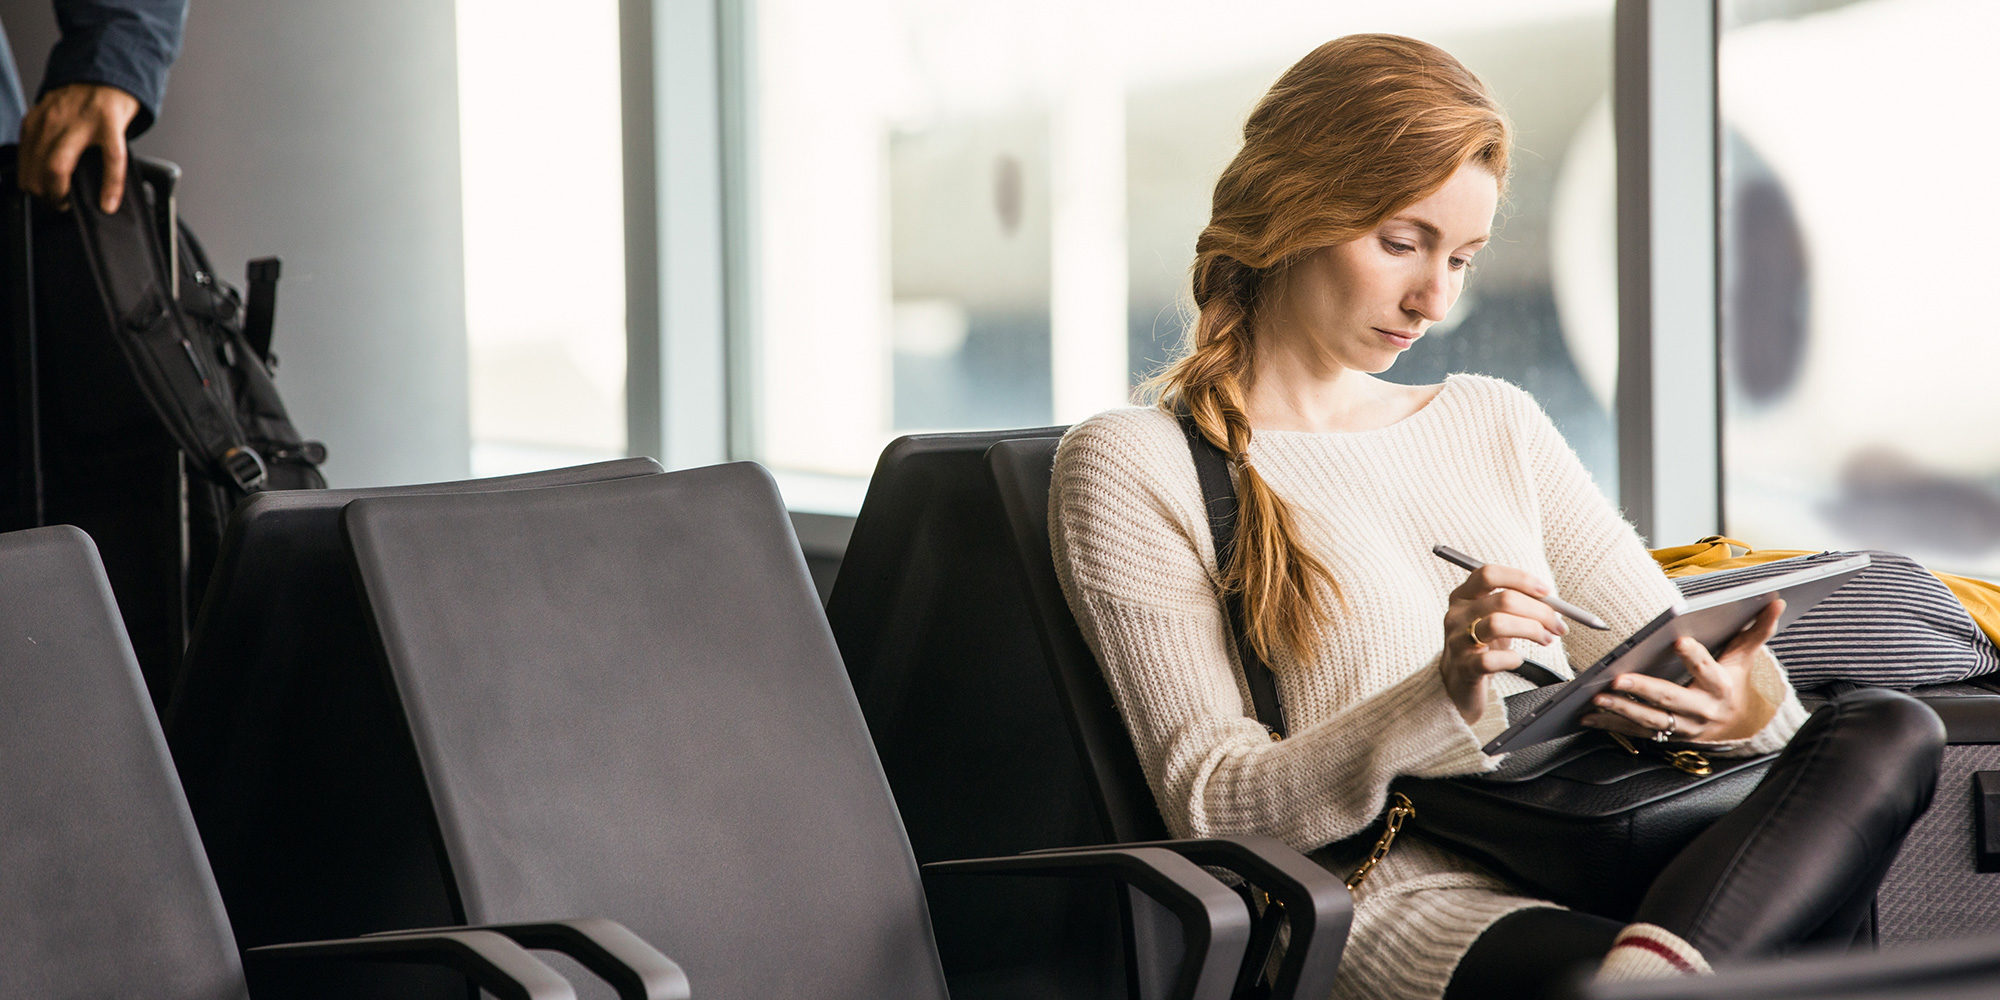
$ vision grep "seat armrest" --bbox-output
[925,845,1251,1000]
[246,928,576,1000]
[1029,834,1349,1000]
[364,917,689,1000]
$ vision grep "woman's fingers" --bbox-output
[1718,599,1785,661]
[1671,601,1780,695]
[1449,562,1551,602]
[1464,609,1562,648]
[1440,562,1570,726]
[1592,602,1786,741]
[1590,688,1689,732]
[1612,671,1696,717]
[1475,645,1525,675]
[1581,710,1648,738]
[1455,590,1567,645]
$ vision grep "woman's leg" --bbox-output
[1444,907,1621,1000]
[1629,688,1944,959]
[1448,689,1939,999]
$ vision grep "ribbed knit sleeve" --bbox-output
[1050,407,1499,854]
[1502,384,1807,754]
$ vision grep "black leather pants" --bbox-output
[1445,688,1945,1000]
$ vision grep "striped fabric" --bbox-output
[1673,551,2000,689]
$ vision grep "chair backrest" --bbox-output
[165,458,664,957]
[827,427,1080,856]
[986,437,1169,844]
[342,465,949,1000]
[0,526,250,1000]
[825,427,1139,998]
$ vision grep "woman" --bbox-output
[1049,34,1943,999]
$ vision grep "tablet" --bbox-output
[1481,551,1872,754]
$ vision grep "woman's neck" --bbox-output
[1242,340,1408,433]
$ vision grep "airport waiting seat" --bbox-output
[310,463,1252,1000]
[0,524,683,1000]
[981,436,1174,847]
[163,458,665,964]
[825,428,1112,996]
[985,435,1349,1000]
[828,430,1348,1000]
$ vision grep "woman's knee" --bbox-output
[1811,688,1945,807]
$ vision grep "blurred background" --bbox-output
[4,0,1995,575]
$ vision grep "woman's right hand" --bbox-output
[1440,564,1569,725]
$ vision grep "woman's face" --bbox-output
[1265,163,1499,375]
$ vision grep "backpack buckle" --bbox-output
[220,446,268,491]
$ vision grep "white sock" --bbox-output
[1595,923,1713,981]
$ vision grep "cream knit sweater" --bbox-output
[1049,374,1807,1000]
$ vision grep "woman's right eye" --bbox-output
[1380,238,1415,255]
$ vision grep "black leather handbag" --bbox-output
[1177,413,1777,919]
[1387,685,1776,918]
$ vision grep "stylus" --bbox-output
[1431,544,1610,630]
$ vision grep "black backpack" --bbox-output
[67,149,327,495]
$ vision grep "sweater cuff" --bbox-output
[1470,677,1510,747]
[1701,684,1809,757]
[1386,658,1502,778]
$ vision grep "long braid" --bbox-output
[1151,252,1338,665]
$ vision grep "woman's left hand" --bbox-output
[1580,599,1784,743]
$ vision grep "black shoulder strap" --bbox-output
[1177,410,1289,738]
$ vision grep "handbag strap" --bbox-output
[1178,410,1290,738]
[1177,409,1567,742]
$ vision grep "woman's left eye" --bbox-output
[1448,256,1474,271]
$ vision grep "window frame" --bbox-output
[631,0,1729,551]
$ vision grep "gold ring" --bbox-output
[1467,616,1489,647]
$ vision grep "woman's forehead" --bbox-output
[1383,166,1499,244]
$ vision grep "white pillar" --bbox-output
[1048,12,1130,422]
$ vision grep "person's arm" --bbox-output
[19,0,187,212]
[1509,387,1807,757]
[1050,412,1500,853]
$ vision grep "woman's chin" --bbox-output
[1359,352,1402,375]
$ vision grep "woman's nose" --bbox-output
[1404,264,1457,321]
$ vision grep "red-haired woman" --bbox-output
[1050,34,1941,1000]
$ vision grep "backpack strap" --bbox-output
[1177,409,1289,738]
[243,256,280,365]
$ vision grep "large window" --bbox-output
[1719,0,2000,574]
[458,0,628,476]
[739,0,1620,508]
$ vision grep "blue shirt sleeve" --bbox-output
[39,0,188,137]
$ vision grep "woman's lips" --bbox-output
[1375,328,1419,348]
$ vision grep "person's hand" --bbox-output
[17,83,143,214]
[1441,564,1569,725]
[1581,599,1784,743]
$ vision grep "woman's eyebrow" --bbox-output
[1388,216,1491,248]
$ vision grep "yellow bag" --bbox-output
[1650,536,2000,650]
